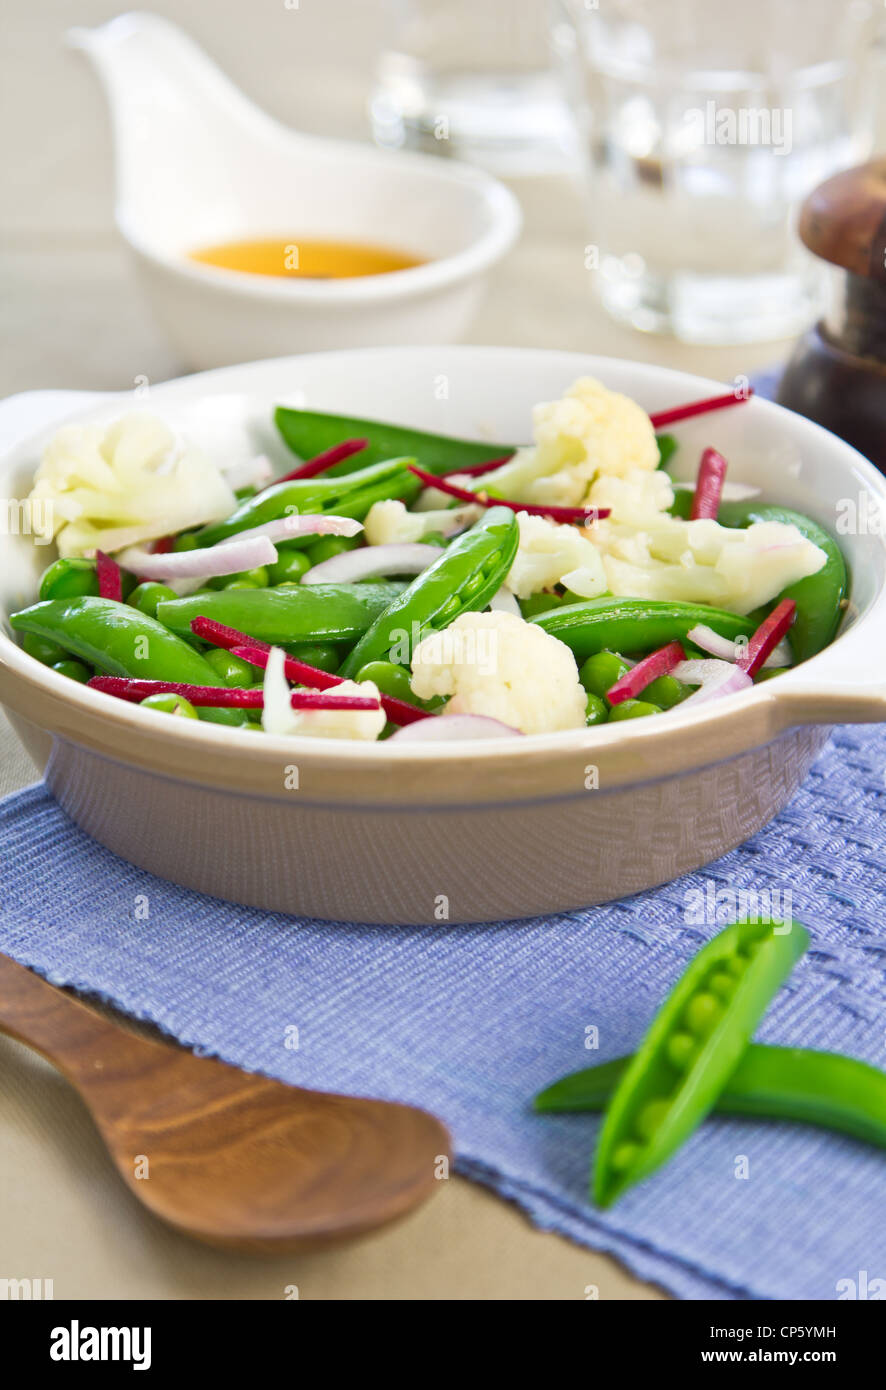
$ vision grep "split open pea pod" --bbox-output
[593,917,809,1207]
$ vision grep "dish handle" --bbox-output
[771,615,886,727]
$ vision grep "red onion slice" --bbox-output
[389,714,523,741]
[688,623,792,669]
[118,535,277,582]
[671,658,753,708]
[221,515,363,548]
[301,542,440,585]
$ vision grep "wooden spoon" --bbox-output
[0,953,451,1253]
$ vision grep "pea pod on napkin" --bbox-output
[592,918,809,1207]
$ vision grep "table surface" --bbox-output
[1,0,853,1300]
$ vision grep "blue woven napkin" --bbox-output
[1,722,884,1300]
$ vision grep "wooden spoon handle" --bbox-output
[0,952,141,1078]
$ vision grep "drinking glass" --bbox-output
[371,0,578,174]
[560,0,880,342]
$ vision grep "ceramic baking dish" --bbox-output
[0,347,883,924]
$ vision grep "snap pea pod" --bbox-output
[275,408,679,478]
[9,597,243,727]
[534,1045,886,1150]
[669,493,847,662]
[156,583,405,647]
[338,507,519,677]
[593,917,809,1207]
[275,407,515,477]
[197,457,421,546]
[533,597,755,663]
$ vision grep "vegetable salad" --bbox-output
[10,379,847,741]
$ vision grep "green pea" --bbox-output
[579,650,630,699]
[355,659,415,703]
[643,674,691,709]
[139,693,199,719]
[268,547,312,586]
[212,566,269,591]
[203,648,255,687]
[708,970,736,1002]
[303,534,361,566]
[288,642,341,674]
[23,631,68,665]
[684,992,722,1037]
[459,570,488,600]
[128,581,179,619]
[585,692,608,726]
[38,558,99,602]
[607,699,662,721]
[173,533,200,552]
[635,1099,670,1141]
[420,531,448,549]
[611,1142,640,1173]
[666,1032,697,1071]
[519,592,563,619]
[435,595,462,622]
[51,659,91,683]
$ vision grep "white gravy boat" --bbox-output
[69,13,522,369]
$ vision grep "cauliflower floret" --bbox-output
[529,377,659,500]
[410,611,587,735]
[504,512,607,599]
[261,647,385,741]
[463,377,659,509]
[363,498,481,546]
[29,413,236,558]
[364,500,426,545]
[586,467,674,523]
[594,516,826,614]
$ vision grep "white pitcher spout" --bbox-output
[68,12,298,249]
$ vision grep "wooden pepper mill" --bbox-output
[778,159,886,471]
